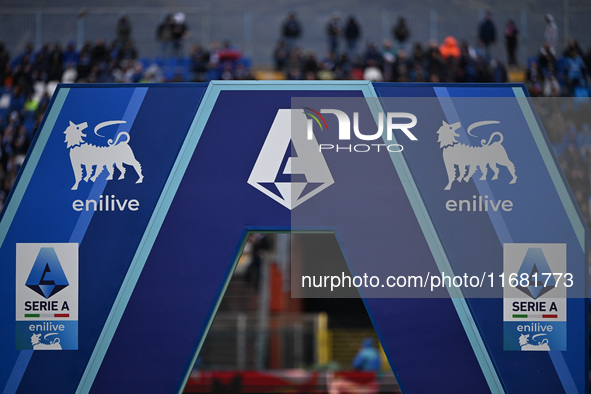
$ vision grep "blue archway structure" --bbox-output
[0,81,587,393]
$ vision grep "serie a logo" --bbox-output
[248,109,333,210]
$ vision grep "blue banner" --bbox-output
[0,82,586,394]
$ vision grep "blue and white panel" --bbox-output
[0,82,586,394]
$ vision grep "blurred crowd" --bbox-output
[273,11,511,83]
[0,10,591,223]
[541,99,591,227]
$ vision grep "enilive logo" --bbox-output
[437,120,517,190]
[64,120,144,190]
[65,120,143,213]
[305,108,418,153]
[248,109,334,210]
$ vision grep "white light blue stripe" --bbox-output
[511,87,579,393]
[512,88,585,251]
[76,83,224,393]
[72,87,161,393]
[379,85,505,393]
[1,88,70,394]
[435,86,578,393]
[0,88,69,248]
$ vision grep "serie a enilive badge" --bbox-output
[16,243,78,350]
[503,243,567,351]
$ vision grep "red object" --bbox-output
[218,49,241,62]
[439,36,461,59]
[184,370,322,393]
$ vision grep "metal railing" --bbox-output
[198,312,322,370]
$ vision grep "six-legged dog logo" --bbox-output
[437,120,517,190]
[64,120,143,190]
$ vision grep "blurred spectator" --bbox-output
[344,16,361,60]
[363,40,382,70]
[544,14,558,51]
[76,43,93,82]
[564,46,588,95]
[129,62,144,83]
[12,54,33,94]
[13,124,29,157]
[8,87,26,115]
[411,42,425,65]
[392,17,410,51]
[381,39,396,81]
[352,338,380,372]
[478,10,496,63]
[91,38,109,68]
[273,40,289,71]
[63,41,79,67]
[118,40,138,63]
[395,49,412,82]
[112,60,134,83]
[439,36,461,60]
[107,39,120,63]
[538,40,557,74]
[317,52,336,80]
[142,64,164,83]
[171,13,189,58]
[426,39,443,81]
[0,42,9,85]
[542,64,560,97]
[285,48,303,80]
[31,44,50,82]
[301,52,320,79]
[218,40,242,63]
[116,15,132,48]
[491,59,508,82]
[584,46,591,74]
[326,13,342,56]
[233,62,254,80]
[47,43,64,81]
[12,42,34,68]
[281,11,302,52]
[156,14,175,58]
[61,62,78,83]
[504,19,519,66]
[563,38,583,58]
[190,43,210,81]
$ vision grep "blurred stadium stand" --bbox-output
[1,0,591,69]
